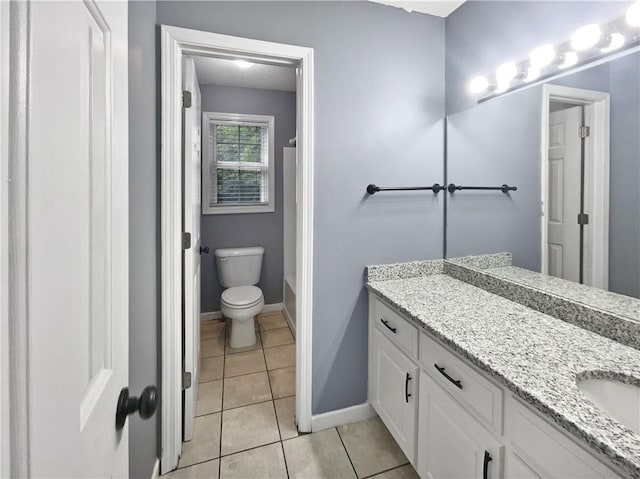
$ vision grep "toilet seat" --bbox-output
[221,285,263,308]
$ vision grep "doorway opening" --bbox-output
[541,84,610,288]
[161,26,314,474]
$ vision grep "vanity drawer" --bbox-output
[420,332,503,434]
[372,298,418,358]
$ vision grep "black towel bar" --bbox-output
[366,184,445,194]
[447,183,517,193]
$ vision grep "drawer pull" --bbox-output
[405,372,412,403]
[434,363,463,389]
[380,318,397,334]
[483,450,492,479]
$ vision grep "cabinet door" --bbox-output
[418,371,503,479]
[506,398,620,479]
[371,328,418,464]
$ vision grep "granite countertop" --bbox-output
[486,265,640,321]
[367,273,640,478]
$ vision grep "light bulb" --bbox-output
[559,51,578,69]
[524,67,540,82]
[469,76,489,94]
[627,1,640,27]
[530,44,556,69]
[495,62,518,92]
[496,62,518,82]
[601,33,625,53]
[571,24,601,51]
[234,60,254,69]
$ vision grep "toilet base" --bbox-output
[229,316,257,349]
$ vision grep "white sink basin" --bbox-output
[577,377,640,434]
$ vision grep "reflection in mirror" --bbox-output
[445,50,639,301]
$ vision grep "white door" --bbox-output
[25,0,129,476]
[418,372,502,479]
[183,57,202,442]
[547,106,582,282]
[370,329,418,464]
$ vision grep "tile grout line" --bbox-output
[280,441,291,479]
[218,323,227,478]
[176,326,225,471]
[336,426,361,479]
[261,313,292,479]
[219,439,284,460]
[361,463,411,479]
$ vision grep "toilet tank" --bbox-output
[215,247,264,288]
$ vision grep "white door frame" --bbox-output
[2,3,30,476]
[0,1,11,476]
[160,25,315,473]
[540,84,610,288]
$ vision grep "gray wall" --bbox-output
[128,1,159,478]
[446,86,543,270]
[445,1,631,115]
[200,84,296,312]
[446,55,640,298]
[608,54,640,298]
[158,1,446,414]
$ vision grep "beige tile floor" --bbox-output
[165,311,418,479]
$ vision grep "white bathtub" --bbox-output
[283,273,296,333]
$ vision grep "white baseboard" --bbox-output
[200,311,223,321]
[262,302,283,314]
[311,402,375,432]
[283,305,296,335]
[150,458,160,479]
[200,303,283,322]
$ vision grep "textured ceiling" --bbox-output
[193,56,296,92]
[368,0,466,17]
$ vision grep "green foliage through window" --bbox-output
[211,122,268,205]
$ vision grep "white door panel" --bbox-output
[183,56,202,442]
[27,1,129,476]
[548,107,581,283]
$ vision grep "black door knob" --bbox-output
[115,385,158,430]
[200,246,210,254]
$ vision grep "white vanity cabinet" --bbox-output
[504,398,621,479]
[367,293,627,479]
[418,371,503,479]
[370,328,419,463]
[368,297,419,464]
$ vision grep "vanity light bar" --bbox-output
[469,2,640,101]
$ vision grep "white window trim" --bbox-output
[202,111,275,214]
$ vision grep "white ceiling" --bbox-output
[368,0,466,17]
[193,56,296,92]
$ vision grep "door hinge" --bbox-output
[579,125,590,138]
[182,90,192,108]
[182,232,192,249]
[183,371,192,389]
[577,213,589,225]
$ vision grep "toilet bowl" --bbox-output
[221,285,264,348]
[215,246,265,348]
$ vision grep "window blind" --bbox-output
[209,122,269,207]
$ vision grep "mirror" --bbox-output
[445,49,640,304]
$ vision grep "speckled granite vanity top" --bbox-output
[366,271,640,477]
[485,265,640,321]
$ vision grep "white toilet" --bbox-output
[215,246,265,348]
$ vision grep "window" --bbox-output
[202,112,275,214]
